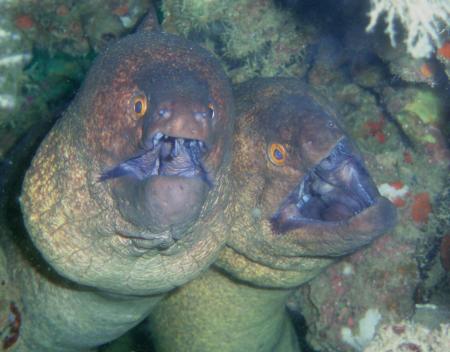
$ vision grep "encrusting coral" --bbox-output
[363,321,450,352]
[366,0,450,58]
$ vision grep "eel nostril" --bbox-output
[158,109,171,119]
[194,112,208,121]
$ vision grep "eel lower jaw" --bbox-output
[102,132,212,246]
[270,138,383,234]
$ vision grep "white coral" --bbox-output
[341,309,382,351]
[0,10,31,115]
[366,0,450,58]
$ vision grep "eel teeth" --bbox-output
[148,132,163,149]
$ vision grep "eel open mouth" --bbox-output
[271,138,380,233]
[99,132,211,184]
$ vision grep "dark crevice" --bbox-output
[358,84,416,150]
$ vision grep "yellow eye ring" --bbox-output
[267,143,287,165]
[132,94,147,118]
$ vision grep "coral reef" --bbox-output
[292,232,421,351]
[437,40,450,79]
[382,86,449,163]
[0,239,21,351]
[0,0,150,157]
[287,8,450,350]
[0,301,21,350]
[363,321,450,352]
[0,1,31,137]
[366,0,450,58]
[162,0,317,83]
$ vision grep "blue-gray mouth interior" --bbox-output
[98,132,211,185]
[271,138,378,233]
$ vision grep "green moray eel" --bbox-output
[0,12,234,352]
[149,78,397,352]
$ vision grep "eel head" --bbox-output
[229,79,396,265]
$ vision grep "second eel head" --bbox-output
[231,79,396,259]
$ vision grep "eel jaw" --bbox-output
[99,132,212,248]
[271,138,381,234]
[99,131,211,185]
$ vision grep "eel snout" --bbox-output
[98,124,214,248]
[271,137,396,256]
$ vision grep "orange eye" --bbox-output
[132,94,147,117]
[267,143,287,165]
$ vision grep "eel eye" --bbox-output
[267,143,287,166]
[132,94,147,117]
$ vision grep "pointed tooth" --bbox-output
[173,139,180,156]
[154,132,162,141]
[151,157,160,176]
[176,138,184,154]
[199,141,207,151]
[151,132,163,148]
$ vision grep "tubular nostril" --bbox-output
[194,112,208,121]
[158,109,172,119]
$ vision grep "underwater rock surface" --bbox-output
[0,0,151,156]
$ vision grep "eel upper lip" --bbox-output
[99,132,211,184]
[271,137,380,234]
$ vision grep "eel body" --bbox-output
[1,14,234,352]
[149,78,396,352]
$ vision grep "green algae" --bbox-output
[25,50,94,103]
[0,0,150,156]
[0,48,94,157]
[162,0,314,83]
[386,87,444,145]
[403,89,442,125]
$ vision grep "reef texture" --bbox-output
[0,0,150,157]
[366,0,450,58]
[0,4,31,125]
[364,321,450,352]
[161,0,318,83]
[156,2,449,351]
[291,23,450,352]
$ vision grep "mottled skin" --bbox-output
[149,78,396,351]
[0,16,234,352]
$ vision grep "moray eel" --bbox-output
[149,78,396,352]
[3,12,233,352]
